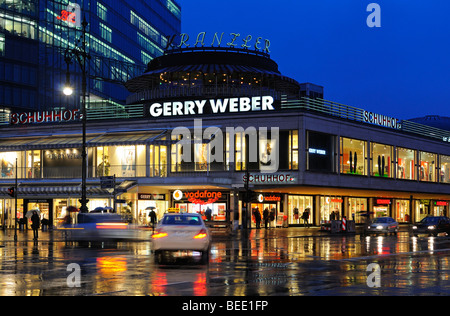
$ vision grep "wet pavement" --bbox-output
[1,227,450,296]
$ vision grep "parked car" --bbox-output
[365,216,399,235]
[152,213,211,264]
[412,216,450,237]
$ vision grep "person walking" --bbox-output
[263,208,269,229]
[31,211,40,241]
[302,208,310,228]
[148,209,157,232]
[253,208,261,229]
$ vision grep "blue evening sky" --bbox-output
[175,0,450,120]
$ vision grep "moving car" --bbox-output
[412,216,450,237]
[152,213,211,264]
[63,213,143,241]
[365,216,399,235]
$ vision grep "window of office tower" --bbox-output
[371,142,393,178]
[340,137,367,175]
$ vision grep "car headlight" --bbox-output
[412,226,417,230]
[376,225,383,230]
[427,225,436,230]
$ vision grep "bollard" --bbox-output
[342,216,347,232]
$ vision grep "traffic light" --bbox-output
[7,187,15,198]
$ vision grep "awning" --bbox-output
[0,131,170,152]
[0,186,112,197]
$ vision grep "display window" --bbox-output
[397,147,416,180]
[319,196,342,222]
[26,150,41,179]
[371,143,393,178]
[250,203,279,228]
[288,195,313,225]
[419,151,437,182]
[149,145,167,177]
[99,145,145,177]
[340,137,367,175]
[348,198,367,224]
[433,201,448,217]
[440,155,450,183]
[415,200,430,221]
[174,202,227,221]
[0,152,19,178]
[395,200,410,223]
[289,130,299,170]
[138,200,168,225]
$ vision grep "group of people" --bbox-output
[293,207,311,227]
[252,207,276,229]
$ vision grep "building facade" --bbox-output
[0,43,450,229]
[0,0,180,115]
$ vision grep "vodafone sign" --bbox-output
[172,190,226,205]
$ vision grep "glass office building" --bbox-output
[0,0,181,113]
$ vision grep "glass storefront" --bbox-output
[371,142,393,178]
[319,196,342,222]
[288,195,313,225]
[340,137,367,175]
[373,199,391,218]
[348,198,367,224]
[440,155,450,183]
[419,151,436,182]
[415,200,430,222]
[395,199,410,223]
[397,147,416,180]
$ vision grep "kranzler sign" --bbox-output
[148,96,275,118]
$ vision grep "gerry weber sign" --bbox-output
[148,96,275,118]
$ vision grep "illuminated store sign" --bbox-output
[243,173,295,184]
[363,111,401,130]
[10,109,81,125]
[166,32,271,53]
[172,190,225,205]
[149,96,275,118]
[258,194,281,202]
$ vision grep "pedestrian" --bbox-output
[148,209,157,232]
[269,208,276,228]
[253,208,261,229]
[263,208,269,229]
[302,208,310,228]
[31,211,40,241]
[205,207,212,221]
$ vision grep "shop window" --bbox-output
[0,152,19,178]
[440,155,450,183]
[235,132,246,171]
[26,150,41,179]
[288,195,313,225]
[348,198,367,224]
[289,130,299,170]
[419,151,437,182]
[395,200,410,223]
[96,147,110,176]
[171,133,183,172]
[371,142,393,178]
[340,137,367,175]
[319,196,342,223]
[150,145,167,177]
[307,131,336,172]
[397,147,416,180]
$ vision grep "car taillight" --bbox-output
[152,231,168,239]
[193,229,207,239]
[96,223,128,230]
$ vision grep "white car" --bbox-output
[152,213,211,264]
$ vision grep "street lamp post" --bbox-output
[63,17,90,213]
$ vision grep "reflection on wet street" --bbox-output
[1,229,450,295]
